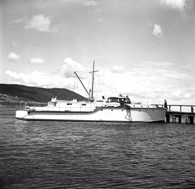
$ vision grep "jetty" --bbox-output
[156,104,195,124]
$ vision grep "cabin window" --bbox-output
[81,104,86,106]
[108,98,119,103]
[125,99,130,103]
[97,100,103,102]
[67,103,72,105]
[49,102,56,106]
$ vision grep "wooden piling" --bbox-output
[166,114,170,123]
[189,116,194,124]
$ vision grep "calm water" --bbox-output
[1,109,195,189]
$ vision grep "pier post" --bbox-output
[165,104,195,125]
[191,106,194,113]
[189,116,194,124]
[178,115,181,123]
[166,114,170,123]
[172,115,176,123]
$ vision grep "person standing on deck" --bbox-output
[164,100,168,109]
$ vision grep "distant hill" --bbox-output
[0,84,87,103]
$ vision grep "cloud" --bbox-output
[30,58,45,64]
[8,52,20,61]
[25,15,52,32]
[61,58,85,78]
[6,70,26,82]
[5,70,74,89]
[33,0,97,8]
[83,0,97,6]
[153,24,163,37]
[97,18,103,23]
[171,90,192,100]
[5,58,85,88]
[159,0,187,11]
[5,59,195,104]
[10,18,26,24]
[111,65,125,73]
[98,60,194,103]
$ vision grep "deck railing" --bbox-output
[155,104,195,113]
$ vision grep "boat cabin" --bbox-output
[107,96,131,107]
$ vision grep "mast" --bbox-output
[91,61,95,101]
[90,61,98,101]
[74,61,98,101]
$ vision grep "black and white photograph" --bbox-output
[0,0,195,188]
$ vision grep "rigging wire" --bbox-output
[98,76,119,96]
[55,89,64,99]
[5,113,29,124]
[54,71,90,99]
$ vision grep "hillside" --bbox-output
[0,84,86,103]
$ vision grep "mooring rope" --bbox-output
[5,112,29,125]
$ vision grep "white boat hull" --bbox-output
[16,107,166,122]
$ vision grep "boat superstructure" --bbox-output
[16,96,166,122]
[16,62,166,122]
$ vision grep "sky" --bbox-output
[0,0,195,104]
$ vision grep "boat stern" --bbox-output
[16,110,28,120]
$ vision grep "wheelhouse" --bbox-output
[107,96,131,106]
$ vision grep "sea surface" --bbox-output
[1,108,195,189]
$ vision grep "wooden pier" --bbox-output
[157,104,195,124]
